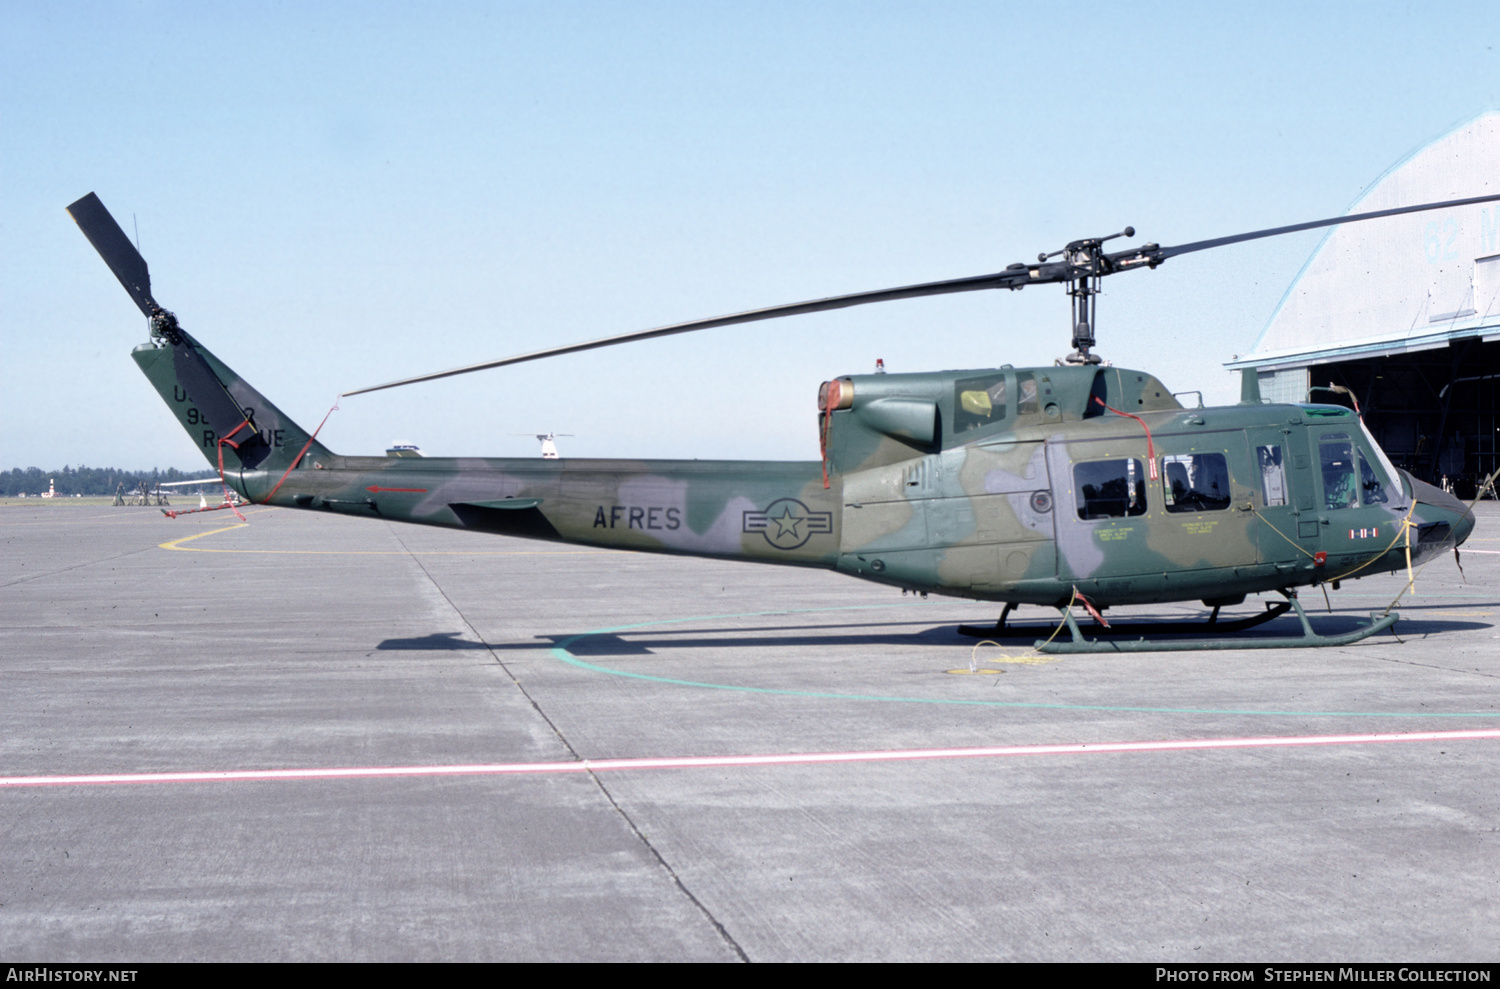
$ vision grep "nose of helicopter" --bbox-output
[1401,471,1475,562]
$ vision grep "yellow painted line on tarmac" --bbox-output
[159,523,252,550]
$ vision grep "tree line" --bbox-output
[1,466,219,497]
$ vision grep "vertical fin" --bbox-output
[132,331,332,475]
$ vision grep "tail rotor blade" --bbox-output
[66,192,158,317]
[65,192,265,462]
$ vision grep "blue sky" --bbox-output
[3,1,1497,469]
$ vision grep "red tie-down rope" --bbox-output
[1093,397,1158,480]
[819,408,832,489]
[1073,586,1111,627]
[818,382,842,489]
[163,401,339,519]
[162,418,256,520]
[258,400,340,503]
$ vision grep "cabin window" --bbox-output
[1074,458,1147,520]
[1256,445,1287,507]
[1319,433,1357,510]
[954,374,1008,433]
[1161,453,1232,513]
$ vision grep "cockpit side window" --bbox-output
[954,374,1008,433]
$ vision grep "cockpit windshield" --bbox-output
[1357,421,1404,503]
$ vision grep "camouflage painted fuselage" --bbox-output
[134,335,1475,610]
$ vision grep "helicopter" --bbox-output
[67,191,1493,653]
[511,433,574,460]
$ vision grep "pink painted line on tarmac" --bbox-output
[4,729,1498,789]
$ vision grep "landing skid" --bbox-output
[957,595,1399,653]
[956,599,1292,639]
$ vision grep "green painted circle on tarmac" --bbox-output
[548,603,1500,719]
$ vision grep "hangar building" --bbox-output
[1226,112,1500,498]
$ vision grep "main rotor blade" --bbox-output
[66,192,158,317]
[343,269,1031,396]
[1142,192,1500,263]
[345,190,1500,397]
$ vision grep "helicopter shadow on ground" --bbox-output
[373,621,957,657]
[536,611,1495,656]
[374,608,1491,657]
[538,620,970,657]
[375,631,497,652]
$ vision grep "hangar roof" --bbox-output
[1227,112,1500,373]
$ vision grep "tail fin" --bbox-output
[131,330,333,475]
[68,191,333,479]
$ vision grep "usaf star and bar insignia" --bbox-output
[743,498,833,550]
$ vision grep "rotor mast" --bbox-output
[1043,227,1134,365]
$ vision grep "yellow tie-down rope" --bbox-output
[967,470,1498,669]
[1262,464,1498,620]
[958,589,1080,672]
[1246,498,1415,626]
[1325,498,1419,587]
[1375,466,1498,618]
[1249,499,1416,585]
[1248,504,1319,561]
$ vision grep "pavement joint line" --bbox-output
[5,729,1498,788]
[1370,654,1500,680]
[379,520,749,962]
[549,604,1500,718]
[0,544,163,589]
